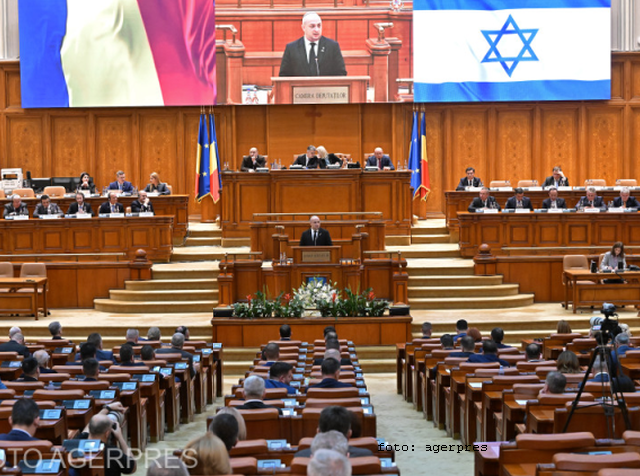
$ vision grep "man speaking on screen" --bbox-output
[279,12,347,77]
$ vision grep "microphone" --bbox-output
[315,57,320,76]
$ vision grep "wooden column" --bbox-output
[216,259,234,307]
[130,249,153,281]
[387,37,402,101]
[223,40,246,105]
[392,255,409,305]
[366,39,390,103]
[474,244,497,275]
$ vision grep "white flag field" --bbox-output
[413,0,611,102]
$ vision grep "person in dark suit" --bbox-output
[299,215,333,246]
[542,167,569,188]
[264,362,297,394]
[0,398,41,441]
[576,187,607,211]
[293,145,326,169]
[75,333,116,363]
[313,348,353,367]
[505,188,533,210]
[279,324,292,341]
[82,358,100,381]
[99,192,125,214]
[365,148,394,170]
[0,333,30,358]
[468,188,501,212]
[18,357,39,382]
[156,333,195,378]
[77,172,97,194]
[539,371,567,395]
[108,170,134,193]
[294,406,373,458]
[144,172,171,195]
[33,195,63,218]
[453,319,468,344]
[118,345,146,367]
[613,187,639,208]
[67,192,95,216]
[317,146,343,168]
[449,336,475,358]
[491,327,512,349]
[131,191,154,213]
[241,148,267,172]
[236,375,283,415]
[3,195,29,218]
[308,358,352,389]
[279,12,346,77]
[542,187,567,209]
[33,350,56,375]
[468,341,510,367]
[456,167,483,190]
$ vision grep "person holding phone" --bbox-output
[601,242,627,271]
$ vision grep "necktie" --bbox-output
[517,200,522,209]
[309,43,318,76]
[468,179,472,186]
[313,231,317,245]
[111,204,116,213]
[590,200,593,207]
[378,159,381,169]
[483,200,487,208]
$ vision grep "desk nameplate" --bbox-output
[293,86,349,104]
[301,250,332,263]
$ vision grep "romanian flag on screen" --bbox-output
[18,0,216,108]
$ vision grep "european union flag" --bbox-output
[195,113,211,202]
[209,113,222,203]
[408,111,421,198]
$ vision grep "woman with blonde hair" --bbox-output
[144,172,171,195]
[180,433,230,475]
[316,146,343,168]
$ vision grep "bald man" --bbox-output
[299,215,333,246]
[241,148,266,172]
[279,12,346,77]
[366,148,394,170]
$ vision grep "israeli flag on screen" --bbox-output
[413,0,611,102]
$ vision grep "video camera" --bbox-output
[589,303,621,342]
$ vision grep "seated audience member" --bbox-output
[325,331,338,342]
[124,329,140,346]
[453,319,468,343]
[240,148,266,172]
[323,326,336,337]
[131,190,154,213]
[0,398,40,441]
[9,326,21,339]
[33,194,63,217]
[468,187,501,212]
[468,341,510,366]
[525,343,543,362]
[365,147,394,170]
[3,194,29,218]
[77,172,96,194]
[99,192,125,214]
[156,333,195,378]
[144,172,171,195]
[19,357,39,381]
[450,336,476,358]
[261,343,280,366]
[613,187,639,208]
[505,188,533,210]
[33,350,56,374]
[108,170,134,193]
[207,413,239,452]
[589,356,610,383]
[293,145,325,169]
[295,406,372,457]
[440,334,454,350]
[0,332,30,357]
[176,325,190,340]
[147,326,162,342]
[314,340,352,366]
[67,191,95,216]
[72,343,100,366]
[140,345,155,361]
[576,186,607,211]
[601,241,627,271]
[612,375,636,393]
[309,430,349,456]
[542,187,567,209]
[539,371,567,395]
[619,323,632,337]
[48,321,70,342]
[119,344,146,367]
[77,410,135,476]
[317,146,343,168]
[542,166,569,188]
[236,375,283,414]
[146,456,189,476]
[491,328,511,349]
[556,320,573,334]
[421,322,432,339]
[309,358,352,389]
[265,361,296,393]
[279,324,292,341]
[615,333,634,356]
[467,327,482,342]
[216,407,247,441]
[456,167,483,190]
[181,433,230,475]
[82,358,100,381]
[79,333,115,362]
[308,449,351,476]
[556,351,581,374]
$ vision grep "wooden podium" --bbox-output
[271,76,369,104]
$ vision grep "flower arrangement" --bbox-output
[293,279,339,309]
[233,291,304,319]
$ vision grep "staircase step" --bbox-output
[109,289,218,302]
[185,237,222,246]
[188,228,222,238]
[152,268,218,280]
[94,299,216,313]
[358,359,396,373]
[171,246,250,262]
[407,263,475,276]
[411,225,448,235]
[409,294,535,309]
[408,275,503,286]
[408,284,519,298]
[412,234,451,244]
[395,249,460,259]
[125,279,218,291]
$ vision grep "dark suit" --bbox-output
[236,400,283,415]
[293,154,325,169]
[308,378,352,389]
[76,349,115,363]
[467,353,510,367]
[542,176,569,188]
[0,429,39,441]
[3,203,29,218]
[99,202,125,214]
[365,155,394,170]
[156,347,195,378]
[312,358,353,367]
[39,367,57,374]
[456,177,483,190]
[108,180,134,193]
[299,228,333,246]
[0,340,30,358]
[279,36,346,77]
[241,155,266,171]
[144,183,171,195]
[295,445,373,458]
[468,197,501,212]
[77,183,96,194]
[613,196,639,208]
[576,196,607,211]
[449,351,474,358]
[505,196,534,210]
[131,200,154,213]
[18,376,38,382]
[34,203,63,217]
[67,202,94,216]
[542,198,567,209]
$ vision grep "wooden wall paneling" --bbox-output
[628,106,640,181]
[6,115,45,177]
[50,115,89,177]
[450,108,489,187]
[494,108,534,185]
[95,114,134,191]
[139,112,179,190]
[612,57,625,100]
[585,106,624,186]
[240,20,274,85]
[423,108,445,213]
[4,66,21,110]
[539,106,580,185]
[48,268,78,308]
[361,103,393,160]
[235,106,268,166]
[183,112,201,216]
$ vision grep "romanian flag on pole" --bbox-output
[419,112,431,201]
[195,113,211,202]
[209,113,222,203]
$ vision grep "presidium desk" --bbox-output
[220,169,412,238]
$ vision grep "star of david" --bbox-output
[481,15,539,77]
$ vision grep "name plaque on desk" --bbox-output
[301,250,331,263]
[293,86,349,104]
